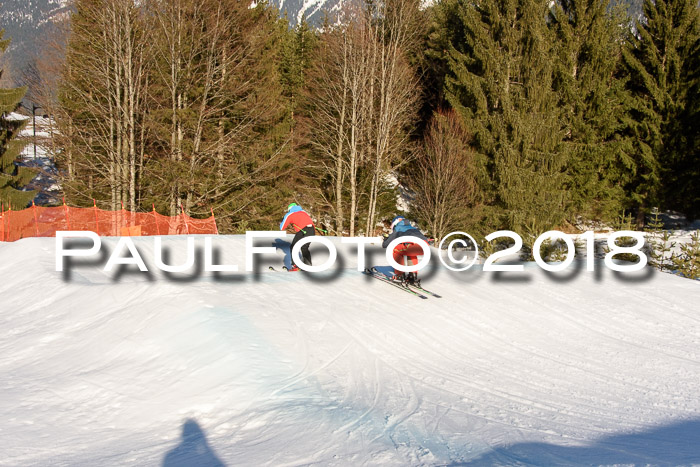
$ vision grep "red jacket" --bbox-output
[280,207,314,232]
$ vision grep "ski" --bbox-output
[363,268,428,299]
[268,266,298,272]
[408,284,441,298]
[369,267,441,298]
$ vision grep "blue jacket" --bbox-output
[382,219,428,248]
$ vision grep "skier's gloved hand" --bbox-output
[382,233,389,240]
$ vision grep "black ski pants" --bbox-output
[291,226,315,267]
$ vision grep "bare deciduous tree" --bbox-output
[57,0,149,215]
[308,28,351,233]
[363,0,421,235]
[309,0,420,236]
[407,110,479,242]
[55,0,290,230]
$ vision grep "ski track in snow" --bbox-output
[0,235,699,466]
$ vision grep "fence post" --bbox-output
[63,197,71,230]
[93,199,100,235]
[181,204,190,235]
[32,201,39,237]
[7,203,11,242]
[153,204,160,236]
[211,207,218,235]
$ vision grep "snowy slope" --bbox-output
[0,235,699,466]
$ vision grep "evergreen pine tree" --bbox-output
[242,3,309,230]
[645,207,675,270]
[667,7,699,218]
[622,0,700,223]
[0,29,35,208]
[280,17,317,115]
[672,230,700,279]
[441,0,568,236]
[279,15,318,174]
[549,0,635,221]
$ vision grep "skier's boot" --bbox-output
[405,272,417,286]
[288,265,300,272]
[390,272,405,283]
[411,273,421,288]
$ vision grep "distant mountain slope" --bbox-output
[1,0,645,80]
[0,0,69,80]
[276,0,648,25]
[275,0,343,24]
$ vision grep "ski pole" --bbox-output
[291,223,327,235]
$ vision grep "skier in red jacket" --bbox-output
[280,203,315,271]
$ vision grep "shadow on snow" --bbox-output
[456,418,700,466]
[162,419,225,467]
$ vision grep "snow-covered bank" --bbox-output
[7,111,62,205]
[0,235,699,466]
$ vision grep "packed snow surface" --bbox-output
[0,235,699,466]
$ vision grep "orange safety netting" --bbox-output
[0,204,218,242]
